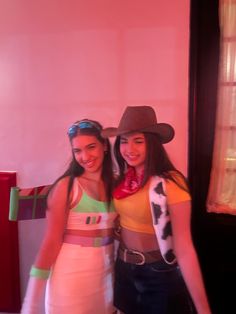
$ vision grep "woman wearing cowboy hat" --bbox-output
[102,106,211,314]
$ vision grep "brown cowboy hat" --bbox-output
[102,105,175,144]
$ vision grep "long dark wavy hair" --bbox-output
[113,132,189,192]
[48,119,113,206]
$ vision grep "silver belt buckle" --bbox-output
[124,248,145,265]
[132,250,145,265]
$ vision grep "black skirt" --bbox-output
[114,258,196,314]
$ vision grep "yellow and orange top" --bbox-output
[113,173,191,234]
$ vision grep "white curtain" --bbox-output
[207,0,236,215]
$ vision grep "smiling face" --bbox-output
[71,134,106,175]
[119,132,147,174]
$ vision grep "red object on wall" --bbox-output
[0,172,21,312]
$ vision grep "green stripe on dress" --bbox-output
[72,192,115,213]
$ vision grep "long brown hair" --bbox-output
[113,132,189,192]
[48,119,113,206]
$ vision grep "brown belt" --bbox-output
[118,245,163,265]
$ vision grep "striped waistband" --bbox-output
[65,228,114,237]
[63,234,114,247]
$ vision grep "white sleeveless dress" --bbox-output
[45,184,117,314]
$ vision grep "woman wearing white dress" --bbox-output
[21,119,117,314]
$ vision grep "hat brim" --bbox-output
[101,123,174,144]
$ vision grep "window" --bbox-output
[207,0,236,215]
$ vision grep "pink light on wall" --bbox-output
[0,0,190,298]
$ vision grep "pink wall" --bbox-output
[0,0,190,301]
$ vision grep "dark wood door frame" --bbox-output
[189,1,236,313]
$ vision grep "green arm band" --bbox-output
[9,187,19,221]
[30,266,50,279]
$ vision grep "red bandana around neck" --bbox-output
[113,167,144,199]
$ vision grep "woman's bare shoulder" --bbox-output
[49,176,71,195]
[47,176,76,207]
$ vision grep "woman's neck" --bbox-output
[81,172,102,183]
[134,165,145,177]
